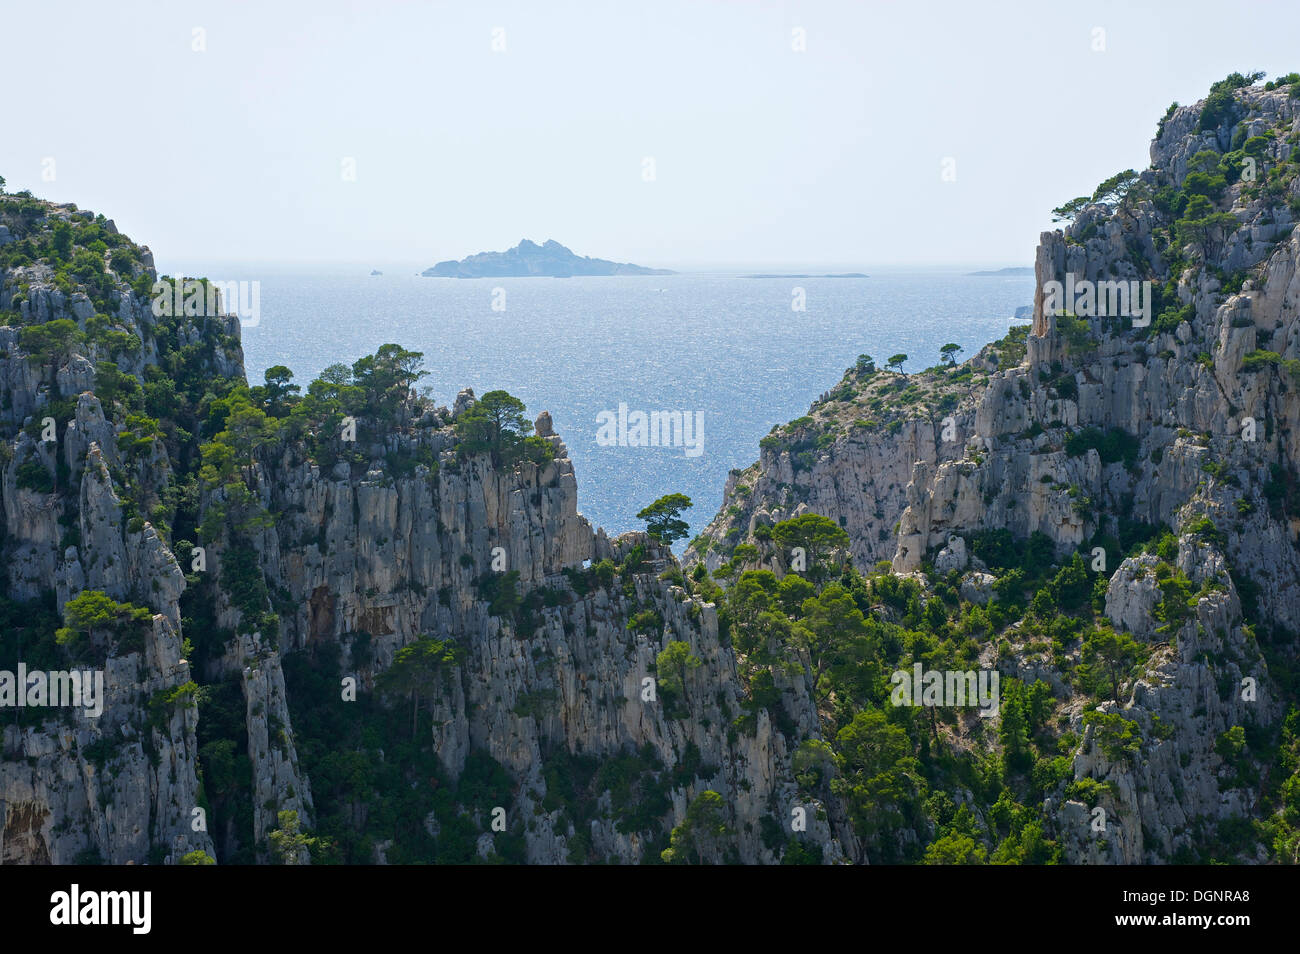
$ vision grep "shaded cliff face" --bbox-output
[0,199,238,863]
[0,197,846,864]
[689,77,1300,863]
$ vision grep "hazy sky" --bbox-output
[5,0,1300,268]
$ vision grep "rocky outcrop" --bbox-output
[0,615,212,864]
[0,202,237,864]
[194,411,850,862]
[1053,537,1274,863]
[690,77,1300,863]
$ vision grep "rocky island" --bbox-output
[421,239,674,278]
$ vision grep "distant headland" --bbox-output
[967,266,1033,276]
[742,272,868,279]
[421,239,674,278]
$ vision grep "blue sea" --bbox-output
[157,263,1034,544]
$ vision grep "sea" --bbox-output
[156,263,1034,545]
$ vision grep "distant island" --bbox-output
[370,269,383,276]
[968,266,1033,276]
[742,272,868,279]
[421,239,674,278]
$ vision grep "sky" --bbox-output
[4,0,1300,269]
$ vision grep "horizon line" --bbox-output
[151,258,1036,273]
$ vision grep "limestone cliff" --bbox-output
[0,198,845,865]
[689,74,1300,863]
[0,202,225,863]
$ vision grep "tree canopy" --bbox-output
[771,512,850,582]
[455,389,552,466]
[637,493,693,546]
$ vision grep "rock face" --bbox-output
[1,616,208,865]
[196,422,849,863]
[1050,545,1271,864]
[0,204,233,863]
[0,200,843,865]
[689,79,1300,862]
[421,239,674,278]
[692,414,967,576]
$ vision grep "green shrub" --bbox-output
[15,457,53,493]
[1064,427,1140,466]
